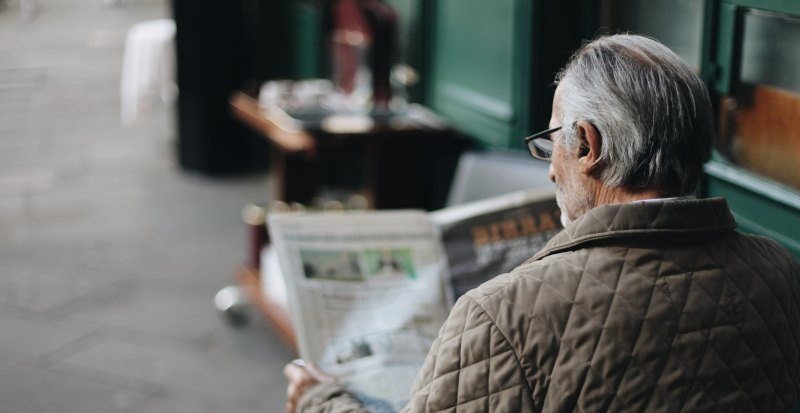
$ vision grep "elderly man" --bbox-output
[285,34,800,412]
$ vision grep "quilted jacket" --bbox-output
[299,197,800,412]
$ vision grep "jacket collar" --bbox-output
[532,197,737,261]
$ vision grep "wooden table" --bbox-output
[229,91,468,210]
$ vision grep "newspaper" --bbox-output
[269,211,450,409]
[430,189,561,299]
[268,189,561,409]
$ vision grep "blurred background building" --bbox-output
[0,0,798,411]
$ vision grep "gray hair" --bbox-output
[555,34,713,194]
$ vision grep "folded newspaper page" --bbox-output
[268,211,450,409]
[430,188,561,299]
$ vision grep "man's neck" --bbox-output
[594,185,665,207]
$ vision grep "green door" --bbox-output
[425,0,532,149]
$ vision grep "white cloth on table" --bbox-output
[120,19,176,125]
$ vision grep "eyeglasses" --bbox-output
[523,126,562,161]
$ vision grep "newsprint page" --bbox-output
[269,211,451,409]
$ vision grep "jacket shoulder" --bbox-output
[734,231,799,266]
[727,230,800,301]
[405,292,534,412]
[465,249,588,306]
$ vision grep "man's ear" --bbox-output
[575,120,601,175]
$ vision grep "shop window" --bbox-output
[718,10,800,190]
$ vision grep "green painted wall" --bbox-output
[290,1,325,79]
[426,0,528,149]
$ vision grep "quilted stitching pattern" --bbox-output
[404,198,800,413]
[404,296,533,412]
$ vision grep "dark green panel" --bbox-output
[713,3,740,94]
[704,158,800,258]
[382,0,416,62]
[433,0,515,106]
[607,0,705,69]
[290,1,324,79]
[725,0,800,14]
[427,0,530,148]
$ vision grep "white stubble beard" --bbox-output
[555,174,594,228]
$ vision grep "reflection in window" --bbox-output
[602,0,704,68]
[718,10,800,190]
[740,10,800,94]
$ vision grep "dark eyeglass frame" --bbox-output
[523,126,562,160]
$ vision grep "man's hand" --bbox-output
[283,359,335,413]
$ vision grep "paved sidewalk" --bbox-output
[0,1,292,412]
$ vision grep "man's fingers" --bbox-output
[284,362,305,382]
[286,384,296,411]
[283,363,300,383]
[285,360,317,413]
[305,363,335,383]
[286,361,332,386]
[284,359,334,413]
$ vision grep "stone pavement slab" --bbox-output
[0,359,155,413]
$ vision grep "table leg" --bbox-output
[272,150,323,205]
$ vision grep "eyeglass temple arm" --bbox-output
[524,125,563,142]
